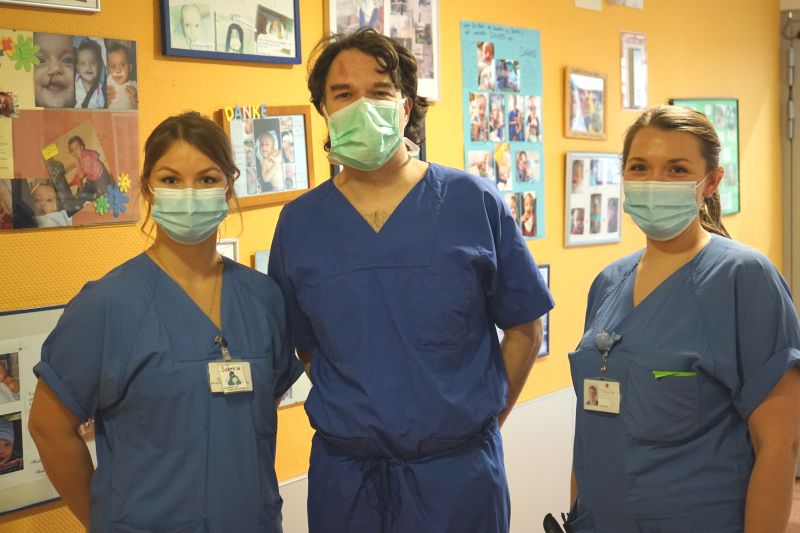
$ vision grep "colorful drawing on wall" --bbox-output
[670,98,740,215]
[327,0,439,101]
[0,29,140,231]
[160,0,301,64]
[461,21,545,240]
[564,152,622,247]
[219,104,314,208]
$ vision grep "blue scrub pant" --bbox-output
[307,419,510,533]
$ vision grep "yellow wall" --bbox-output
[0,0,781,529]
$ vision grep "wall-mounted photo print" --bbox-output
[565,152,621,247]
[220,104,315,208]
[0,414,23,476]
[328,0,440,100]
[461,21,545,240]
[0,352,20,405]
[565,66,607,140]
[162,0,301,64]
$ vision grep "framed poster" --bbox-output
[620,32,647,110]
[0,29,140,231]
[565,152,622,247]
[160,0,301,64]
[219,104,315,208]
[0,0,100,11]
[461,21,545,240]
[326,0,440,101]
[537,263,550,356]
[216,238,238,262]
[565,67,607,140]
[669,98,740,215]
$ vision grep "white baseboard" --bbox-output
[279,386,576,533]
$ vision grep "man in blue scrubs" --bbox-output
[269,28,554,533]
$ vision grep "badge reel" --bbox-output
[583,329,622,414]
[208,336,253,394]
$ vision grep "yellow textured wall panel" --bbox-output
[0,0,783,527]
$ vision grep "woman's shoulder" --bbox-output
[696,235,783,286]
[224,259,283,304]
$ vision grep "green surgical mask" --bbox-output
[151,187,228,245]
[325,97,405,171]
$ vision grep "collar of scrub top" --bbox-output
[214,335,232,361]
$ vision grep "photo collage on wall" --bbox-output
[0,350,22,477]
[565,152,622,247]
[224,106,309,200]
[0,29,140,230]
[331,0,439,100]
[461,21,545,239]
[164,0,297,60]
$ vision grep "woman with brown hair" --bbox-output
[28,112,302,532]
[567,105,800,532]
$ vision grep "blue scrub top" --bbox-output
[569,235,800,532]
[269,163,554,459]
[35,254,303,533]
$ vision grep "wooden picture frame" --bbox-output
[160,0,301,64]
[565,67,607,140]
[219,104,315,208]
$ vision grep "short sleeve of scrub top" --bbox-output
[481,186,554,329]
[698,249,800,419]
[36,280,121,421]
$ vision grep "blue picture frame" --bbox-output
[160,0,301,65]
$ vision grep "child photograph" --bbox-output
[570,207,585,235]
[170,2,214,51]
[466,150,495,181]
[73,37,106,109]
[496,59,520,92]
[504,192,520,224]
[0,415,23,476]
[495,143,511,191]
[469,92,488,141]
[253,117,284,193]
[104,39,138,110]
[488,93,506,142]
[525,95,542,143]
[0,181,12,230]
[477,41,495,90]
[44,121,113,205]
[520,191,537,238]
[0,353,20,405]
[33,32,76,109]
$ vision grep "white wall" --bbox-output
[278,387,576,533]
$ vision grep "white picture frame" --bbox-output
[216,238,239,262]
[0,0,100,12]
[565,152,622,247]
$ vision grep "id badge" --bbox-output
[583,378,620,414]
[208,360,253,394]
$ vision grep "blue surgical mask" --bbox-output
[324,97,406,171]
[623,177,707,241]
[151,187,228,245]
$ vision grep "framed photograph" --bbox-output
[253,249,270,274]
[565,67,607,140]
[537,264,550,356]
[325,0,440,101]
[621,32,647,110]
[216,238,238,262]
[565,152,622,247]
[669,98,740,215]
[219,104,315,208]
[160,0,301,64]
[0,0,100,11]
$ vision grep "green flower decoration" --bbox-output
[94,196,110,215]
[8,35,39,72]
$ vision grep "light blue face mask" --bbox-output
[623,177,707,241]
[151,187,228,245]
[324,97,406,171]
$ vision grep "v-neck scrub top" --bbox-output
[34,254,304,533]
[269,164,553,531]
[568,235,800,532]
